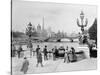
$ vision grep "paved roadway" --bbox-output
[12,42,96,75]
[12,55,97,75]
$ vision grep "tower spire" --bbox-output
[42,16,44,31]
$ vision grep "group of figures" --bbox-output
[52,46,77,62]
[12,44,77,74]
[35,45,77,66]
[11,44,23,58]
[11,41,97,74]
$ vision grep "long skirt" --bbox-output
[69,53,77,62]
[64,55,69,63]
[21,61,29,74]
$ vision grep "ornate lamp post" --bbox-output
[26,22,33,38]
[26,22,33,58]
[77,11,88,34]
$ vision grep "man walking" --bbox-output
[36,45,43,67]
[52,46,57,60]
[36,45,40,56]
[43,45,48,60]
[18,45,23,58]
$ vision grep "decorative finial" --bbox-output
[80,11,84,16]
[28,22,32,26]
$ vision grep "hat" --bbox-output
[45,45,47,47]
[24,57,27,59]
[71,47,74,49]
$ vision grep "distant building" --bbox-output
[50,32,56,37]
[32,25,36,32]
[37,24,42,33]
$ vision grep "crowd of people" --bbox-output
[12,44,77,61]
[12,44,78,74]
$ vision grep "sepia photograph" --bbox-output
[11,0,97,75]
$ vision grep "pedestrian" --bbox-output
[36,45,40,56]
[48,49,52,59]
[28,42,33,58]
[71,47,77,62]
[52,48,55,60]
[21,57,29,74]
[64,46,70,63]
[43,45,48,60]
[36,48,43,67]
[66,46,68,51]
[32,48,35,56]
[53,46,58,60]
[64,51,69,63]
[83,35,87,44]
[88,43,94,57]
[11,44,16,57]
[18,45,23,58]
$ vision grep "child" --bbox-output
[21,57,29,74]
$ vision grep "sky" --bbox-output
[12,0,97,34]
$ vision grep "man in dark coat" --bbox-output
[18,45,23,58]
[43,45,48,60]
[21,57,29,74]
[52,46,58,60]
[36,45,40,56]
[36,46,43,67]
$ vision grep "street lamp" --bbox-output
[26,22,33,58]
[77,11,88,34]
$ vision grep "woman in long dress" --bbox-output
[64,46,70,63]
[21,57,29,74]
[69,47,77,62]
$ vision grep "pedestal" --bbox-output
[78,45,90,58]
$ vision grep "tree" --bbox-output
[11,31,25,38]
[88,18,97,44]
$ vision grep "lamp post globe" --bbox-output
[80,11,84,20]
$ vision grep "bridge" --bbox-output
[12,35,80,45]
[44,35,80,42]
[28,31,81,42]
[30,34,79,42]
